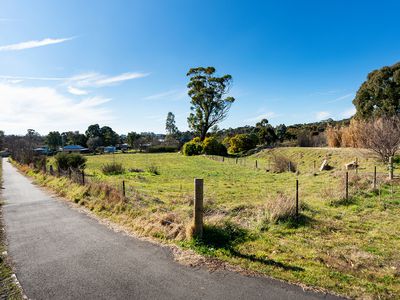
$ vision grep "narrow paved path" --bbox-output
[1,159,341,300]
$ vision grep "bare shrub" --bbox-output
[326,120,363,148]
[101,162,125,175]
[266,193,297,222]
[326,116,400,162]
[271,154,296,173]
[326,126,342,147]
[357,116,400,162]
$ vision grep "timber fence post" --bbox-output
[194,178,204,238]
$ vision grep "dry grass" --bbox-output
[11,148,400,299]
[271,154,297,173]
[266,192,298,222]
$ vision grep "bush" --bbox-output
[147,146,178,153]
[182,140,203,156]
[101,162,125,175]
[147,164,160,175]
[202,137,227,156]
[227,134,258,154]
[55,152,87,170]
[271,155,296,173]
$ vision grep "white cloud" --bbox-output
[315,111,331,121]
[143,89,187,101]
[0,75,67,81]
[94,72,148,86]
[0,37,74,51]
[246,112,279,123]
[67,72,145,87]
[341,107,356,118]
[0,71,149,90]
[0,82,113,134]
[325,93,354,104]
[67,86,88,96]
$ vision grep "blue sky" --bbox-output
[0,0,399,135]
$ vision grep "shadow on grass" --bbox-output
[278,214,314,229]
[192,222,304,272]
[329,196,357,207]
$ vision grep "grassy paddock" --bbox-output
[0,158,23,299]
[25,148,400,298]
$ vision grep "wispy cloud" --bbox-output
[0,71,149,90]
[0,82,113,134]
[0,75,67,81]
[245,112,279,123]
[143,89,187,101]
[67,86,88,96]
[315,111,331,121]
[309,90,339,96]
[94,72,148,86]
[340,107,356,118]
[325,93,354,104]
[0,37,75,51]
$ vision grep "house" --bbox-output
[33,147,52,155]
[62,145,89,153]
[104,146,116,154]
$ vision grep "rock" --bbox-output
[319,159,330,171]
[345,161,358,170]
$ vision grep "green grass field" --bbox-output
[33,148,400,298]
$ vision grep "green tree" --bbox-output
[100,126,119,146]
[353,62,400,119]
[127,132,141,149]
[227,134,258,154]
[275,124,287,142]
[202,136,227,155]
[256,119,276,145]
[0,130,4,150]
[87,136,102,152]
[85,124,102,141]
[187,67,235,140]
[61,131,87,146]
[46,131,62,151]
[165,112,178,136]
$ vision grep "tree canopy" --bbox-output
[46,131,62,151]
[165,112,178,136]
[353,62,400,119]
[187,67,235,140]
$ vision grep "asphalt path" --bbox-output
[1,159,342,300]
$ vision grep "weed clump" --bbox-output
[147,164,160,175]
[101,162,125,175]
[266,192,298,222]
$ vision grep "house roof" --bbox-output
[63,145,85,150]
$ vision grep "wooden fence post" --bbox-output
[295,179,299,217]
[194,178,204,238]
[373,166,377,190]
[288,161,292,172]
[355,157,358,175]
[313,160,316,174]
[255,160,258,169]
[82,170,85,185]
[235,157,238,164]
[49,165,54,176]
[122,180,126,197]
[222,157,224,162]
[345,172,349,201]
[389,156,394,180]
